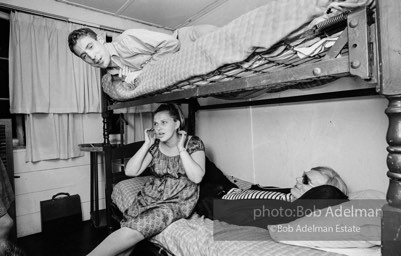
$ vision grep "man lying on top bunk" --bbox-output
[67,25,217,91]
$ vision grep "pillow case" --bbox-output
[200,157,238,198]
[194,157,238,219]
[297,185,348,200]
[226,175,253,190]
[111,176,149,213]
[349,190,385,200]
[268,196,385,248]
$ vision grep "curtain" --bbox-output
[24,114,84,162]
[9,12,103,113]
[9,12,106,162]
[124,112,154,144]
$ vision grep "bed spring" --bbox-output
[138,11,353,101]
[304,11,350,40]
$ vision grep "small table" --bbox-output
[78,143,106,228]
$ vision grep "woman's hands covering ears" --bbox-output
[177,130,187,152]
[144,128,156,147]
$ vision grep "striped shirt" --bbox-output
[222,188,294,202]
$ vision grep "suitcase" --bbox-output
[40,192,82,233]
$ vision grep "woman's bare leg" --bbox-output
[116,247,134,256]
[87,227,144,256]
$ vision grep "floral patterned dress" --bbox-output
[121,136,205,238]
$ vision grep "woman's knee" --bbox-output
[119,227,144,242]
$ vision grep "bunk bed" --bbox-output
[99,0,401,255]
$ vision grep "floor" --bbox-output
[17,221,110,256]
[16,220,170,256]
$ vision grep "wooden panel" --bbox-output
[14,163,106,237]
[376,0,401,95]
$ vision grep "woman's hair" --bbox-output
[311,166,348,195]
[68,28,97,56]
[154,103,185,130]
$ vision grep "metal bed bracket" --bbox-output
[323,27,348,60]
[347,8,371,79]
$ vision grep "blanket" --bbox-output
[151,214,345,256]
[103,0,374,101]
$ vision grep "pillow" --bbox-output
[111,176,150,213]
[222,188,293,202]
[194,158,238,219]
[349,190,385,200]
[226,175,253,190]
[200,157,238,197]
[268,198,385,248]
[297,185,348,200]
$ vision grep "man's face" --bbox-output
[73,36,111,69]
[290,170,329,199]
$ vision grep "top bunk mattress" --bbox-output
[102,0,375,102]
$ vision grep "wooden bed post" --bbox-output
[187,99,199,135]
[383,96,401,255]
[376,0,401,254]
[103,143,113,231]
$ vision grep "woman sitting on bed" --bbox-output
[87,103,206,256]
[215,166,349,228]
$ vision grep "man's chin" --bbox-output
[290,188,299,197]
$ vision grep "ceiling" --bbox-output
[55,0,229,30]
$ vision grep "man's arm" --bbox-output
[121,29,180,63]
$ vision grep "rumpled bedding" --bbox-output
[103,0,374,101]
[151,214,344,256]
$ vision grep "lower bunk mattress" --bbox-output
[112,177,382,256]
[151,213,380,256]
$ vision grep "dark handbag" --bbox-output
[40,192,82,233]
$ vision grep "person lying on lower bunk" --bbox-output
[68,25,217,89]
[87,103,206,256]
[214,166,349,228]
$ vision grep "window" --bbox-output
[0,10,25,147]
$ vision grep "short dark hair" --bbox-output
[154,103,185,130]
[67,28,97,56]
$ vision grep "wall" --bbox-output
[14,114,106,237]
[197,78,389,194]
